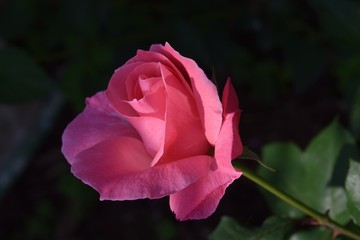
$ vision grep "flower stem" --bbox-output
[233,162,360,240]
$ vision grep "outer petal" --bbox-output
[215,79,243,167]
[170,79,243,221]
[169,162,241,221]
[61,91,139,164]
[72,136,212,200]
[151,43,223,145]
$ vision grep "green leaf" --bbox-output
[259,120,355,218]
[239,147,262,162]
[289,227,333,240]
[255,217,293,240]
[259,142,304,218]
[209,216,252,240]
[0,46,53,103]
[346,159,360,225]
[301,121,354,210]
[321,187,350,225]
[209,216,293,240]
[239,147,276,172]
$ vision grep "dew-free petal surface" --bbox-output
[61,92,139,164]
[169,163,241,221]
[215,79,242,166]
[72,137,212,200]
[152,43,223,145]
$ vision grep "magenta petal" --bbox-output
[127,79,166,118]
[151,43,223,145]
[158,64,210,162]
[125,116,165,162]
[169,164,241,221]
[107,62,142,101]
[222,78,240,116]
[215,79,242,165]
[72,137,212,200]
[61,92,139,164]
[214,111,242,168]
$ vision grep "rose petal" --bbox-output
[154,64,210,164]
[127,78,166,118]
[125,116,165,161]
[125,62,162,100]
[107,62,142,101]
[129,48,194,96]
[151,43,223,145]
[215,79,243,166]
[169,162,241,221]
[222,78,240,116]
[72,136,212,200]
[61,91,139,164]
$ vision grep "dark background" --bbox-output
[1,0,360,239]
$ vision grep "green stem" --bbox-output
[233,162,360,240]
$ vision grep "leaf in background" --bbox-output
[289,227,333,240]
[239,146,261,161]
[209,216,252,240]
[300,121,355,210]
[209,216,293,240]
[259,142,304,218]
[0,46,53,103]
[321,187,350,225]
[259,120,355,219]
[254,217,293,240]
[346,159,360,225]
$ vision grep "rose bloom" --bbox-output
[62,43,242,220]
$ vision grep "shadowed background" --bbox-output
[1,0,360,239]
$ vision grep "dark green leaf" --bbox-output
[239,147,261,162]
[346,159,360,225]
[259,142,304,218]
[321,187,350,225]
[259,121,355,218]
[254,216,293,240]
[0,46,53,103]
[209,216,252,240]
[209,216,293,240]
[289,227,332,240]
[300,121,354,210]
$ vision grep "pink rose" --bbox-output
[61,43,242,220]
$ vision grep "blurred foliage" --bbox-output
[1,0,360,239]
